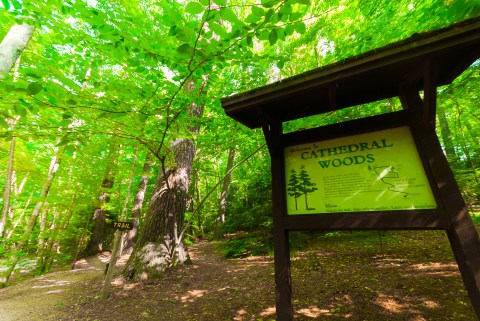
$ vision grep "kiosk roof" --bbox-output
[221,18,480,129]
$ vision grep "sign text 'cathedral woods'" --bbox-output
[284,126,437,214]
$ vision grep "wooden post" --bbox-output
[101,229,122,300]
[422,129,480,318]
[401,77,480,318]
[265,120,294,320]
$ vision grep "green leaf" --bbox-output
[64,145,76,156]
[169,25,179,36]
[1,0,10,10]
[245,13,261,24]
[18,98,31,107]
[28,104,39,114]
[138,113,148,122]
[176,43,194,55]
[61,5,70,15]
[261,0,277,8]
[269,29,277,46]
[26,82,43,95]
[246,35,253,46]
[252,6,264,17]
[264,9,274,22]
[199,0,209,5]
[294,21,306,34]
[110,112,127,118]
[213,0,226,6]
[0,117,8,129]
[285,24,295,36]
[279,4,292,16]
[209,22,227,38]
[13,104,27,117]
[186,2,204,14]
[135,66,147,73]
[66,99,77,105]
[62,112,73,120]
[219,8,237,22]
[289,12,304,21]
[57,136,71,147]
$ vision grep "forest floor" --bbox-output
[0,230,478,320]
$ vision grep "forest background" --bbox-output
[0,0,480,288]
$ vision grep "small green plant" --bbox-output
[218,235,273,258]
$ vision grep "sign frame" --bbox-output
[277,110,451,231]
[282,113,439,217]
[266,105,480,319]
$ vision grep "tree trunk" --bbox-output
[36,204,48,253]
[213,147,236,240]
[102,230,122,299]
[122,100,203,281]
[0,135,15,237]
[0,23,35,79]
[5,192,32,239]
[121,146,139,219]
[0,151,62,286]
[0,23,33,235]
[437,104,456,159]
[87,144,118,254]
[117,146,139,255]
[122,152,151,255]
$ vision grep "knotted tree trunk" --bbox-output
[123,99,203,281]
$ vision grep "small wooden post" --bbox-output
[101,229,122,300]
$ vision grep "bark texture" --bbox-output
[0,152,62,286]
[122,153,151,255]
[0,22,35,236]
[123,99,203,281]
[213,147,236,240]
[87,144,117,254]
[0,23,35,79]
[437,104,456,159]
[0,136,15,237]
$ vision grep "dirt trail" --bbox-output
[0,233,476,320]
[0,253,110,321]
[58,241,276,321]
[0,243,273,321]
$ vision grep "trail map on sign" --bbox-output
[284,126,437,214]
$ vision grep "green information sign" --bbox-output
[284,126,437,214]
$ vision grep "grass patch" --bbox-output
[217,234,273,258]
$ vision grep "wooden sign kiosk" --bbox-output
[222,18,480,320]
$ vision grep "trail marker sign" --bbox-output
[109,221,133,230]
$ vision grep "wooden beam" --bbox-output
[269,121,294,320]
[423,59,437,129]
[284,211,450,230]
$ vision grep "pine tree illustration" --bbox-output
[287,169,302,210]
[298,165,318,210]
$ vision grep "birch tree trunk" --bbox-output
[122,100,203,281]
[0,135,15,237]
[0,22,35,235]
[122,152,151,255]
[213,147,236,240]
[0,23,35,79]
[437,104,456,159]
[0,152,62,287]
